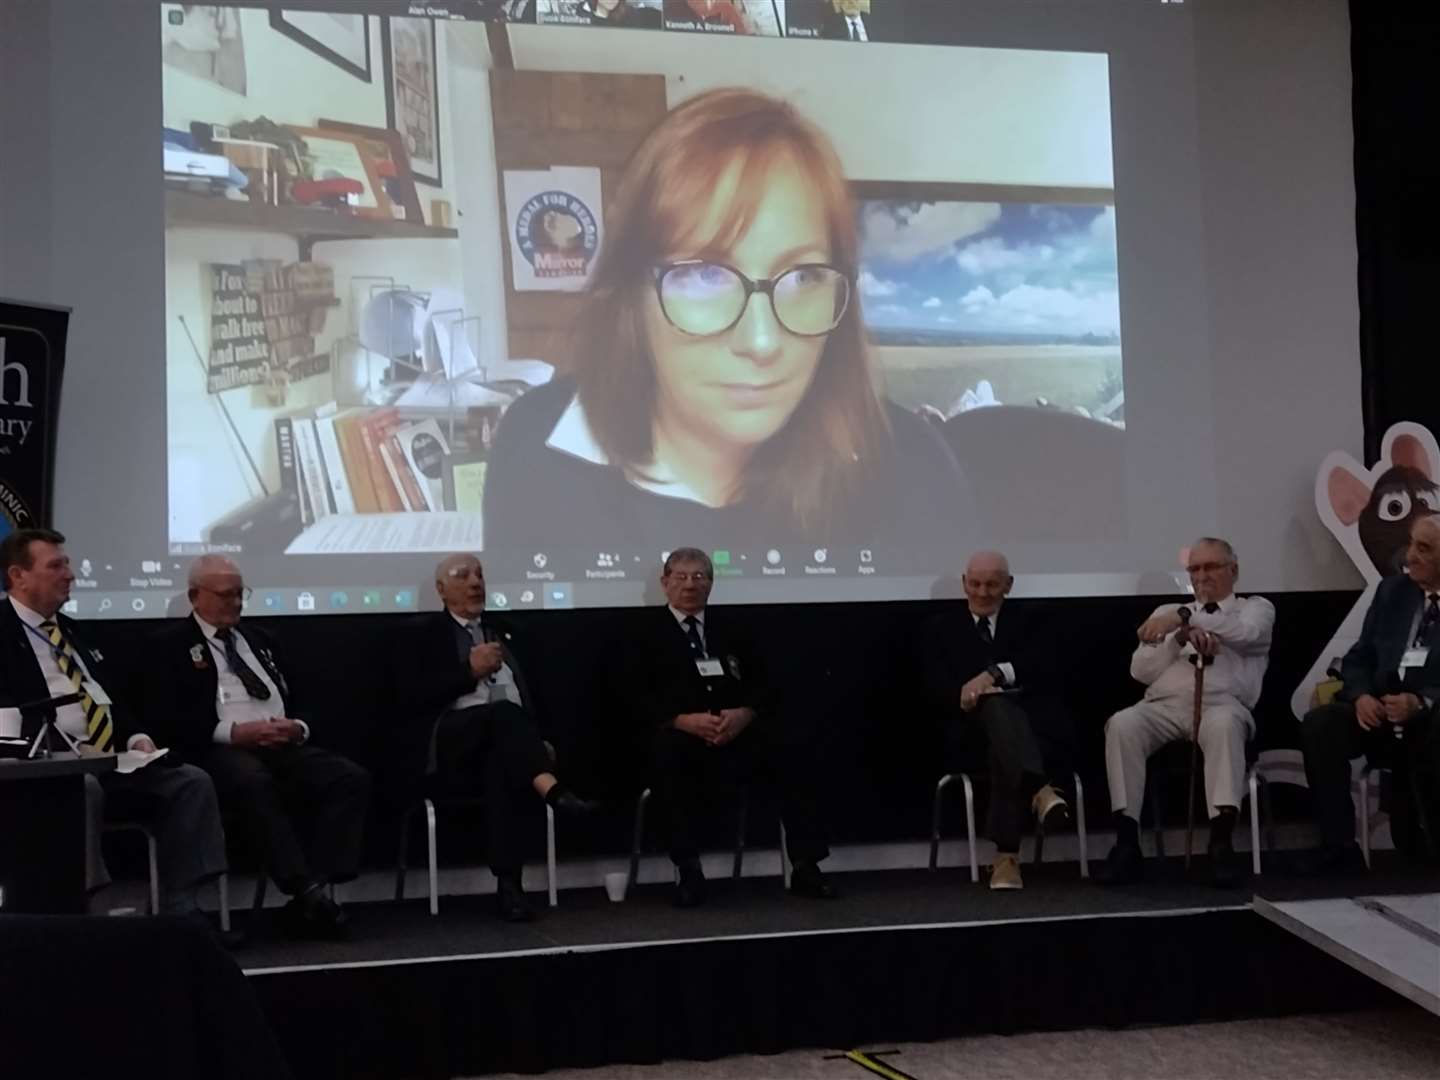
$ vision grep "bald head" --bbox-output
[1406,514,1440,590]
[962,550,1013,617]
[435,553,486,619]
[188,555,245,628]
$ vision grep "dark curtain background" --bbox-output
[1352,3,1440,459]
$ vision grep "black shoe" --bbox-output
[673,859,707,908]
[1292,843,1368,877]
[177,909,247,950]
[549,788,601,817]
[789,862,839,900]
[1094,842,1144,885]
[496,876,534,922]
[1208,838,1245,888]
[281,892,349,940]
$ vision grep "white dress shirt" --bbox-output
[1130,594,1275,710]
[449,612,522,710]
[970,609,1015,686]
[10,596,148,749]
[195,615,308,744]
[670,605,707,654]
[846,14,868,40]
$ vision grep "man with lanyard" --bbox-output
[0,528,227,921]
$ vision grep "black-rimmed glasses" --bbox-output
[198,585,252,603]
[653,260,852,338]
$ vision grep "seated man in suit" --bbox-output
[1098,537,1274,887]
[922,550,1073,890]
[629,547,836,907]
[142,555,371,938]
[402,553,596,922]
[0,528,227,921]
[1300,515,1440,872]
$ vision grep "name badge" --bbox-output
[85,681,113,707]
[695,658,724,677]
[1401,647,1429,673]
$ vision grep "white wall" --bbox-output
[509,24,1114,189]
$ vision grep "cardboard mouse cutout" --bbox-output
[1290,422,1440,721]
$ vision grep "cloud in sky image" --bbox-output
[857,201,1121,341]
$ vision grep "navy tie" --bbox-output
[1203,602,1220,615]
[215,628,270,701]
[1416,594,1440,647]
[684,615,706,657]
[976,616,993,645]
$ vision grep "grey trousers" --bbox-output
[84,763,228,910]
[1105,695,1253,822]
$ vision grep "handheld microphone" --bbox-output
[17,692,82,715]
[1380,670,1407,740]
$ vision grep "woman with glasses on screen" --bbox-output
[482,88,975,561]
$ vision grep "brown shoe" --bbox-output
[1031,784,1070,829]
[989,852,1023,890]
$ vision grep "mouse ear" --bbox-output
[1391,433,1434,480]
[1327,463,1371,526]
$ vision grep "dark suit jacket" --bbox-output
[0,598,139,745]
[623,607,772,730]
[1341,573,1440,703]
[141,616,303,755]
[921,602,1062,712]
[920,601,1073,766]
[820,5,901,42]
[387,611,536,794]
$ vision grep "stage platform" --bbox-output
[232,857,1436,1079]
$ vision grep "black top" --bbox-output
[0,599,139,745]
[1341,573,1440,702]
[483,376,979,562]
[623,607,772,728]
[141,616,303,754]
[920,603,1063,715]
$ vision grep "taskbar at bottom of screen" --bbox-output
[64,587,423,619]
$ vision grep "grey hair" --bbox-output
[1192,537,1237,564]
[663,547,713,577]
[188,554,240,589]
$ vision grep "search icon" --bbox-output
[98,598,112,613]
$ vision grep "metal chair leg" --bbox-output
[1074,771,1089,879]
[394,804,414,902]
[252,876,268,913]
[962,774,979,883]
[1150,776,1166,859]
[628,789,651,890]
[1248,768,1262,876]
[930,774,953,871]
[546,805,557,909]
[143,828,160,916]
[425,798,438,917]
[1359,770,1372,869]
[1033,813,1047,866]
[732,787,748,879]
[217,874,231,933]
[780,822,791,886]
[1261,773,1277,856]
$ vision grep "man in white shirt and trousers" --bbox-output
[1097,537,1274,886]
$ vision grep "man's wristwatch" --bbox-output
[986,663,1007,687]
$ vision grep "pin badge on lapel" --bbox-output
[726,654,741,680]
[189,644,208,669]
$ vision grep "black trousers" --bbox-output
[1302,701,1440,851]
[944,694,1069,854]
[433,701,553,880]
[650,723,829,867]
[194,743,371,895]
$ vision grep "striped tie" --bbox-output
[40,619,112,752]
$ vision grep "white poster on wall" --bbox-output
[502,166,604,292]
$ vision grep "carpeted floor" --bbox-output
[481,1007,1440,1079]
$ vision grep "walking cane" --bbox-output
[1181,608,1212,871]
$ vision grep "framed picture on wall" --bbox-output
[288,126,394,221]
[383,16,442,187]
[269,10,372,82]
[317,118,425,225]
